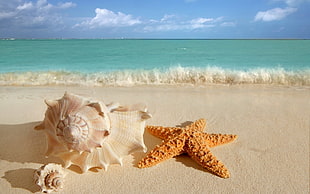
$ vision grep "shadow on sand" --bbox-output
[0,122,62,164]
[131,130,162,168]
[0,122,62,192]
[2,168,40,193]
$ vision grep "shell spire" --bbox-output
[33,163,67,193]
[35,93,151,173]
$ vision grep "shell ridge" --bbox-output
[68,151,89,173]
[106,110,149,156]
[97,149,109,170]
[100,143,123,165]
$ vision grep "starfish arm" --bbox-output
[146,119,207,140]
[186,118,206,132]
[138,135,186,168]
[186,136,230,178]
[146,125,182,140]
[203,134,238,148]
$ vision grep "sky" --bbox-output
[0,0,309,39]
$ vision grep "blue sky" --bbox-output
[0,0,309,38]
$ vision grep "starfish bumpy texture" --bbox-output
[138,119,237,178]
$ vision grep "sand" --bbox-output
[0,85,309,193]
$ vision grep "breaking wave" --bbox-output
[0,66,309,87]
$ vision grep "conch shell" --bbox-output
[33,163,67,193]
[35,92,151,172]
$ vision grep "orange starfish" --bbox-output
[138,119,237,178]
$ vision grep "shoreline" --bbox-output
[1,71,309,87]
[0,85,309,193]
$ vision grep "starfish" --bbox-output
[138,119,237,178]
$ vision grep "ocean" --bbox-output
[0,39,309,86]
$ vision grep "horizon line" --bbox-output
[1,38,309,40]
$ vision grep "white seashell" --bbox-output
[33,163,67,193]
[35,92,151,172]
[35,92,111,155]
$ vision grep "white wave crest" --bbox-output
[0,67,309,86]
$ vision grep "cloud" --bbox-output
[76,8,141,28]
[0,11,15,20]
[0,0,75,28]
[161,14,176,22]
[254,0,309,22]
[143,15,227,32]
[190,18,215,29]
[16,2,33,11]
[274,0,310,6]
[254,7,297,22]
[58,2,76,9]
[220,22,236,27]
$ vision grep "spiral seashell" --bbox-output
[56,105,110,152]
[35,93,151,172]
[33,163,67,193]
[35,93,111,155]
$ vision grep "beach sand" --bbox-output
[0,85,309,193]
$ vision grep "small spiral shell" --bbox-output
[34,163,67,193]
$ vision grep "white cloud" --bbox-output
[191,17,214,24]
[0,11,15,19]
[190,17,216,29]
[161,14,176,22]
[284,0,302,5]
[220,22,236,27]
[274,0,310,6]
[16,2,34,11]
[58,2,76,9]
[254,7,297,22]
[143,16,227,32]
[0,0,75,28]
[254,0,310,23]
[76,8,141,28]
[37,0,47,7]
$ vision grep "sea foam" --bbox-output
[0,66,309,87]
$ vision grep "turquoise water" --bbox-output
[0,39,309,86]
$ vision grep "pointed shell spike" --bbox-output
[45,99,58,107]
[106,102,120,112]
[141,111,152,120]
[34,122,45,130]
